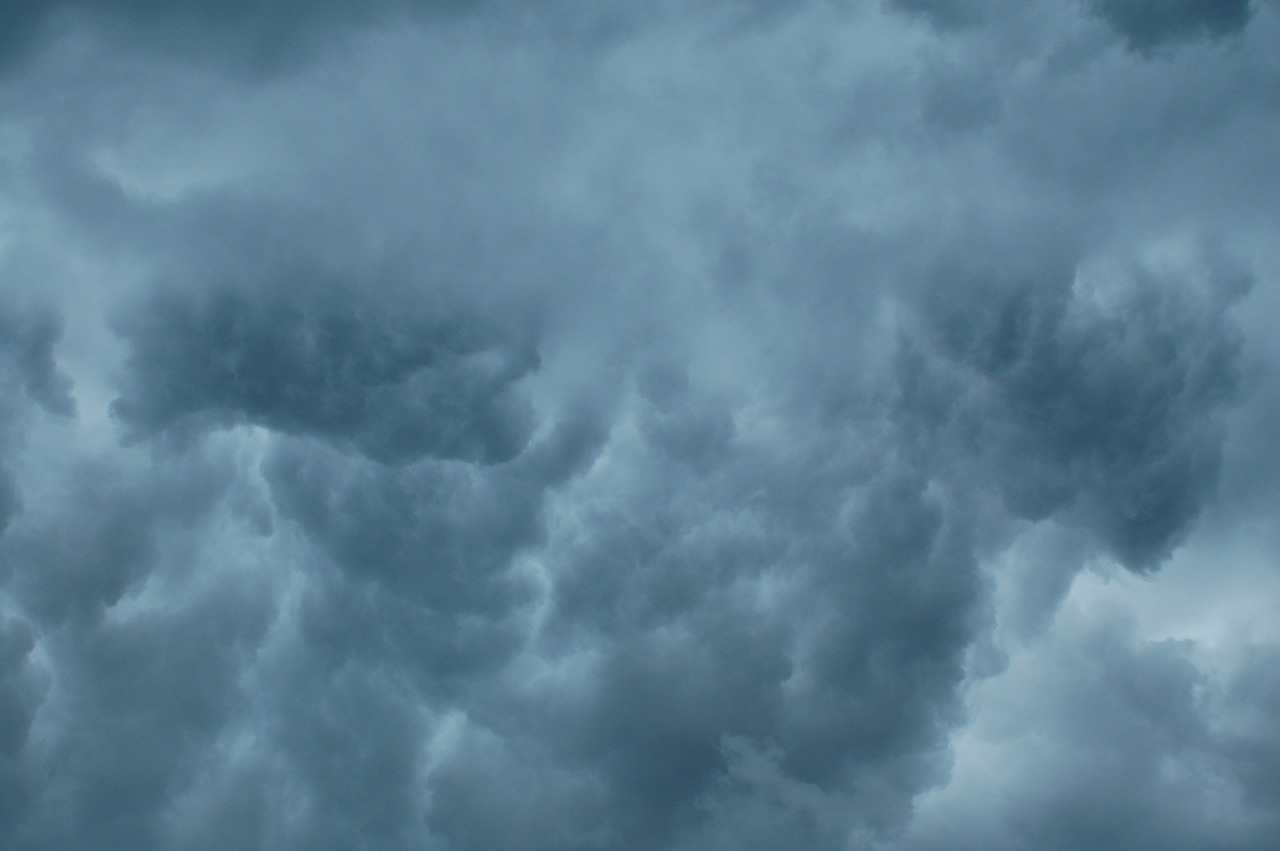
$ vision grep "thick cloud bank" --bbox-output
[1,1,1278,849]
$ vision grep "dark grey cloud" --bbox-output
[0,0,477,79]
[0,471,18,536]
[0,616,39,847]
[112,287,538,465]
[0,434,272,850]
[1,452,230,626]
[418,376,986,847]
[0,0,1276,849]
[263,410,606,682]
[1090,0,1253,51]
[0,4,49,76]
[0,304,74,423]
[13,589,270,851]
[899,251,1242,570]
[885,0,989,30]
[0,303,75,534]
[1220,645,1280,821]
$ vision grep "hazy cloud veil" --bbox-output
[0,1,1277,849]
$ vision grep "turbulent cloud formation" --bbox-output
[0,1,1277,849]
[113,287,538,464]
[902,258,1242,569]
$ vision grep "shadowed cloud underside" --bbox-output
[0,1,1277,849]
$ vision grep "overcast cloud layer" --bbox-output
[1,1,1278,849]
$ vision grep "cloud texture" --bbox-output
[0,1,1277,848]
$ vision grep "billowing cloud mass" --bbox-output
[0,1,1277,849]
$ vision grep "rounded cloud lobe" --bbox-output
[0,1,1278,849]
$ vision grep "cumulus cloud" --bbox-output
[0,0,1277,849]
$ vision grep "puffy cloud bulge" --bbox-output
[0,1,1277,849]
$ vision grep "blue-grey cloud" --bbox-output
[0,303,75,533]
[900,252,1242,570]
[885,0,988,30]
[112,287,538,465]
[0,616,39,847]
[893,619,1280,851]
[1090,0,1253,51]
[0,0,477,79]
[0,1,1276,849]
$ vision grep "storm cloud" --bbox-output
[1089,0,1253,51]
[112,287,539,464]
[0,0,477,78]
[0,1,1277,849]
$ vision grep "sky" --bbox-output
[0,1,1277,849]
